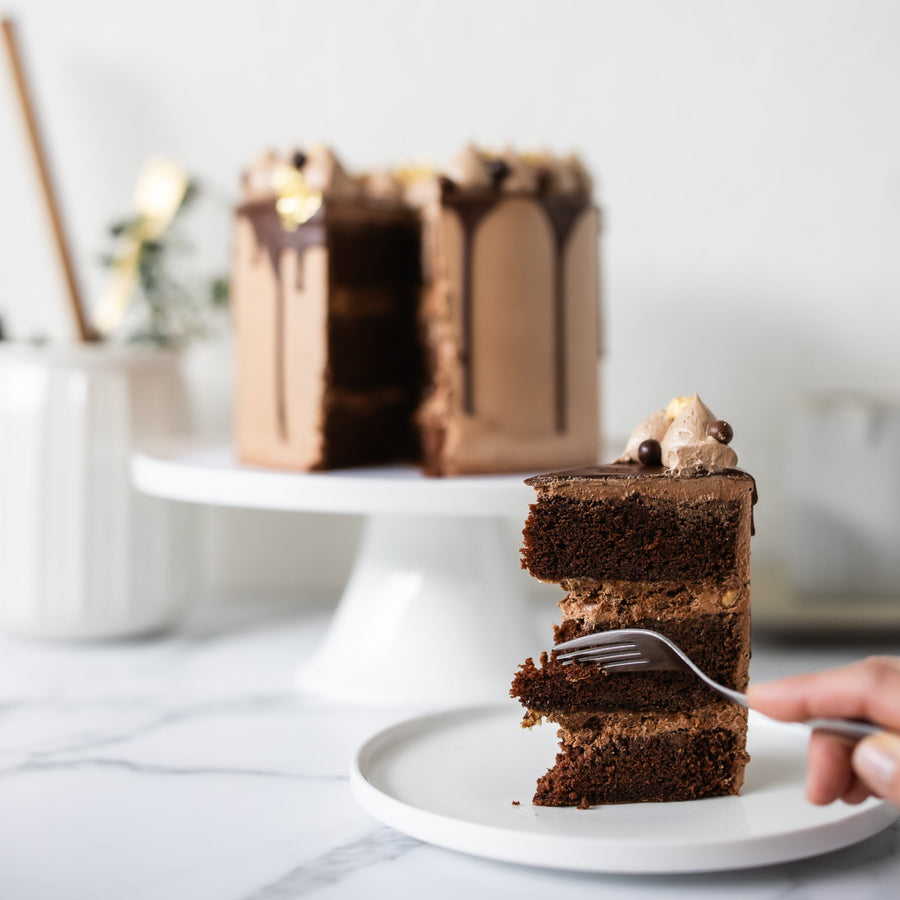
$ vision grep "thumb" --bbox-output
[852,733,900,804]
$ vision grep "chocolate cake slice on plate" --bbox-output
[511,395,757,806]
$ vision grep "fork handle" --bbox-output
[730,688,880,742]
[803,717,883,743]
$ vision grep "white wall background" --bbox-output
[2,0,900,590]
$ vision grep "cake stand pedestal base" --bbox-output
[296,513,536,706]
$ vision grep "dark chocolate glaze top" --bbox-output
[525,462,753,485]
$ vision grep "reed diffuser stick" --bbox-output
[1,17,95,341]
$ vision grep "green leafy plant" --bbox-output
[99,179,228,348]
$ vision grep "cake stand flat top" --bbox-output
[132,443,536,517]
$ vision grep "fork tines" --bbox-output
[554,641,645,667]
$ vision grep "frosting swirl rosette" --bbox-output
[616,394,738,472]
[440,144,593,195]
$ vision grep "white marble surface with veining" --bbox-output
[1,595,898,900]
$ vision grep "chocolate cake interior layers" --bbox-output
[318,391,418,469]
[320,205,424,467]
[511,463,755,806]
[556,615,748,686]
[522,466,755,584]
[533,720,749,806]
[511,602,750,714]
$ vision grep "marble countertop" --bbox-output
[1,595,898,900]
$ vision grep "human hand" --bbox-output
[747,656,900,806]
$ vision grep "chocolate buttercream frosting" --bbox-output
[437,144,594,429]
[616,394,739,473]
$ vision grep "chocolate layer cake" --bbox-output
[232,144,601,475]
[511,395,756,806]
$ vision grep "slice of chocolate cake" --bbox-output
[511,395,756,806]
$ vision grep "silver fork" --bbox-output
[554,628,881,743]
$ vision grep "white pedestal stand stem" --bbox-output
[297,513,536,706]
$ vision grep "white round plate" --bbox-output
[351,705,898,874]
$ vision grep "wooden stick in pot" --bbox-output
[1,17,96,342]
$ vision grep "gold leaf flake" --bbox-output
[665,396,693,419]
[272,164,323,231]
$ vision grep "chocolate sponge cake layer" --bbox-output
[327,213,422,288]
[513,640,741,715]
[522,466,755,584]
[327,291,422,392]
[533,711,749,807]
[524,495,741,582]
[512,604,749,713]
[319,391,420,469]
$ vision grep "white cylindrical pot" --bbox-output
[0,343,191,639]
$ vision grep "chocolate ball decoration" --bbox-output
[707,420,734,445]
[292,151,308,170]
[637,439,662,466]
[486,158,511,189]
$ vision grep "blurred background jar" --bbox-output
[785,392,900,602]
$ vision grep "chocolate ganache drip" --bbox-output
[539,195,590,433]
[438,186,497,417]
[441,182,589,431]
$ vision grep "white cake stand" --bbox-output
[131,444,540,706]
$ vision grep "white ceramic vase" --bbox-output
[0,343,190,638]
